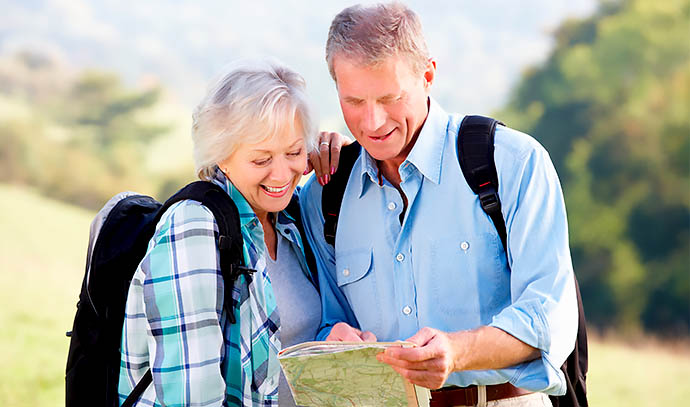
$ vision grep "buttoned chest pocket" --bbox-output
[417,232,508,319]
[335,248,382,333]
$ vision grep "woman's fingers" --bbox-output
[308,131,352,185]
[318,132,335,184]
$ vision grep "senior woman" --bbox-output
[117,59,341,407]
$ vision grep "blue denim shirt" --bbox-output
[299,98,578,395]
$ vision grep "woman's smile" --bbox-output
[261,182,291,197]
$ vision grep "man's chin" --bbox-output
[366,146,399,162]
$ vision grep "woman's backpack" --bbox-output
[65,181,253,407]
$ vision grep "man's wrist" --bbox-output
[448,329,473,372]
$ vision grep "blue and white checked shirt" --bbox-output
[119,169,315,406]
[299,98,578,395]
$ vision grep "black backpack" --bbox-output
[321,115,588,407]
[65,181,316,407]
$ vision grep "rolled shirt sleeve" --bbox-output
[487,127,578,394]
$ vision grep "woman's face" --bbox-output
[219,122,307,221]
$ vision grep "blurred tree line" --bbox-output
[0,51,187,209]
[499,0,689,336]
[0,0,687,336]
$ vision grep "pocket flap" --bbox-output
[335,248,373,287]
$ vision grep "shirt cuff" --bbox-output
[504,355,567,395]
[489,298,550,351]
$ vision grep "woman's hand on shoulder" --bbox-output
[306,131,353,186]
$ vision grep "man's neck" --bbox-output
[376,97,431,188]
[378,159,404,188]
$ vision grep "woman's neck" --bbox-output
[258,212,278,261]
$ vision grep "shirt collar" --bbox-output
[211,167,259,228]
[356,97,449,196]
[211,166,300,232]
[404,97,448,185]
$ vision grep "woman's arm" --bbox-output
[142,200,226,406]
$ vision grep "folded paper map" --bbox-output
[278,341,431,407]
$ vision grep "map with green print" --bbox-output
[278,341,430,407]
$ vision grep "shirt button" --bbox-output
[402,306,412,315]
[342,269,350,277]
[387,202,396,211]
[460,241,470,251]
[396,253,405,262]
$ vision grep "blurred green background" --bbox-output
[0,0,688,406]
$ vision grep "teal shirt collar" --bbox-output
[211,166,260,229]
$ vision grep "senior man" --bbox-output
[300,3,578,406]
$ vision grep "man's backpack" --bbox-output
[65,181,316,407]
[321,115,588,407]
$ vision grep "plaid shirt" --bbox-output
[119,169,313,406]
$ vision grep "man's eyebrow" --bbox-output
[343,93,400,103]
[378,94,398,102]
[342,95,363,103]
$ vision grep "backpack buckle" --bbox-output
[230,264,256,281]
[478,185,500,213]
[218,235,232,250]
[224,264,257,324]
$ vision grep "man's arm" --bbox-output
[378,326,539,389]
[299,174,363,340]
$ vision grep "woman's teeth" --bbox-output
[263,184,288,193]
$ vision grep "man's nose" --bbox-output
[362,103,385,133]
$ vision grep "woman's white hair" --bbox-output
[192,58,317,181]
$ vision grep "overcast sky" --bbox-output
[2,0,597,129]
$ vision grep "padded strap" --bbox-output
[457,115,507,253]
[161,181,252,323]
[322,142,361,246]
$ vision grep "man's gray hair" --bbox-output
[326,2,430,81]
[192,59,317,181]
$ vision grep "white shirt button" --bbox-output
[342,269,350,277]
[402,306,412,315]
[396,253,405,262]
[387,202,396,211]
[460,241,470,251]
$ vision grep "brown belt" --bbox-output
[430,383,532,407]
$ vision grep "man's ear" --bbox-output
[423,58,436,91]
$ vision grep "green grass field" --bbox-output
[1,183,688,406]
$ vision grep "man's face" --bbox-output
[333,54,435,165]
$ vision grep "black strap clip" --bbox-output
[230,264,256,280]
[323,213,339,246]
[477,184,501,213]
[223,265,256,324]
[218,234,232,250]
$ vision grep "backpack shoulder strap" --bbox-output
[322,141,361,246]
[161,181,254,323]
[457,115,507,253]
[286,193,319,293]
[458,117,589,406]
